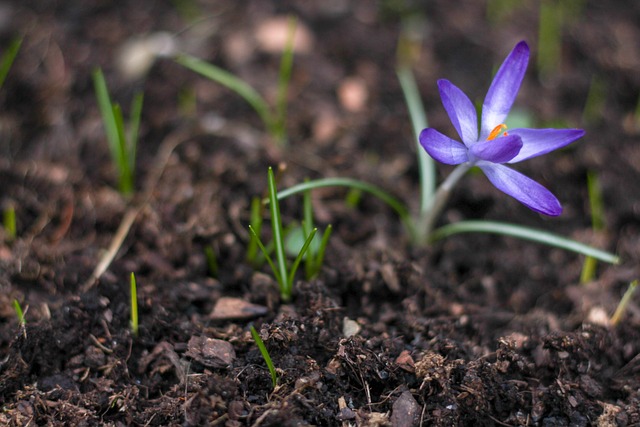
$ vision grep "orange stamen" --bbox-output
[487,124,508,141]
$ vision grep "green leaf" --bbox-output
[128,92,144,171]
[175,54,274,133]
[276,177,413,233]
[273,16,297,145]
[287,228,317,289]
[397,66,434,216]
[130,272,139,337]
[12,299,25,326]
[430,220,619,264]
[248,225,283,286]
[93,68,121,167]
[0,37,22,90]
[250,325,278,389]
[267,168,290,301]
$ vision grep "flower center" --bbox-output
[487,124,508,141]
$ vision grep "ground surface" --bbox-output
[1,1,640,426]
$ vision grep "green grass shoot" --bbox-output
[175,17,297,147]
[580,171,605,283]
[12,299,25,327]
[0,37,22,91]
[3,202,17,241]
[397,53,434,225]
[246,196,265,267]
[301,187,331,279]
[250,325,278,389]
[249,167,316,302]
[485,0,521,24]
[635,93,640,129]
[582,75,606,125]
[610,280,638,326]
[537,0,563,79]
[92,68,144,196]
[430,220,619,264]
[130,272,139,337]
[283,187,333,280]
[537,0,585,79]
[204,245,218,278]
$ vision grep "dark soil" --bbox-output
[2,1,640,426]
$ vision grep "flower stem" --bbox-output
[415,163,472,244]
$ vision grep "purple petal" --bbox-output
[481,41,530,140]
[437,79,478,145]
[478,162,562,216]
[507,128,585,163]
[469,134,522,163]
[419,128,469,165]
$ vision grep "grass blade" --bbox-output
[287,228,317,289]
[267,168,290,301]
[112,103,133,194]
[0,37,22,90]
[246,196,264,266]
[610,280,638,326]
[128,92,144,172]
[93,68,121,168]
[250,325,278,389]
[248,225,283,286]
[430,220,620,264]
[130,272,139,337]
[273,16,297,145]
[397,65,434,216]
[175,54,273,132]
[276,177,412,232]
[12,299,25,326]
[3,203,16,241]
[308,224,332,279]
[580,171,605,283]
[204,245,218,278]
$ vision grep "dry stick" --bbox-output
[81,130,189,292]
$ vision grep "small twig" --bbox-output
[89,333,113,354]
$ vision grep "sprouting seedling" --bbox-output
[537,0,562,79]
[249,167,317,302]
[0,37,22,91]
[3,202,17,242]
[92,68,144,196]
[175,16,297,147]
[580,171,605,283]
[582,75,606,126]
[204,245,219,278]
[300,187,332,280]
[284,186,332,280]
[610,280,638,326]
[246,196,265,267]
[12,299,26,327]
[250,325,278,389]
[130,272,139,337]
[274,41,619,266]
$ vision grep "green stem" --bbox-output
[416,163,471,244]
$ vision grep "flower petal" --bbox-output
[478,162,562,216]
[437,79,478,145]
[469,134,522,163]
[507,128,585,163]
[419,128,468,165]
[481,41,530,140]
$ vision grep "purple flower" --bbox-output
[419,41,584,216]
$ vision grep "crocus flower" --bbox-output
[419,41,584,216]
